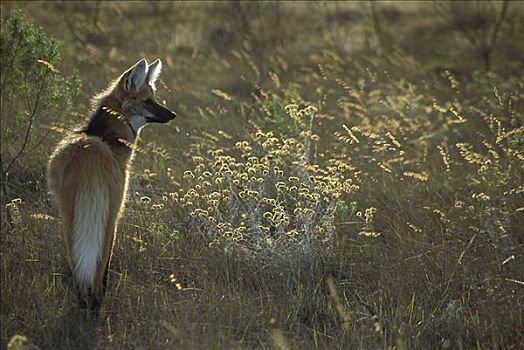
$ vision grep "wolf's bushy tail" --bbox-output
[72,179,109,294]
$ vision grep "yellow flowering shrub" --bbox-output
[175,104,358,264]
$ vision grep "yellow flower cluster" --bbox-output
[174,106,353,258]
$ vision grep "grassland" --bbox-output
[1,2,523,349]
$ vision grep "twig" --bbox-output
[4,67,51,175]
[489,0,509,49]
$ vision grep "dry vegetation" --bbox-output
[1,2,523,349]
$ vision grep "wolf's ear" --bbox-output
[147,59,162,89]
[124,59,149,92]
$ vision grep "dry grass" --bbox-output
[1,2,524,349]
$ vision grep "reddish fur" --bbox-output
[47,64,156,309]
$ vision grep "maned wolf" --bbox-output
[47,58,176,310]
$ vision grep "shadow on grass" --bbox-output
[39,270,104,350]
[42,306,101,350]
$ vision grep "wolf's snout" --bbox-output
[157,107,176,123]
[145,99,177,123]
[167,109,177,120]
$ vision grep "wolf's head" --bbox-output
[117,58,176,135]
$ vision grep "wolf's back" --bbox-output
[48,135,123,291]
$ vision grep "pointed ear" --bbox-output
[123,59,149,92]
[147,59,162,89]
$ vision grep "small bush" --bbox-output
[0,9,81,193]
[250,83,302,136]
[176,103,357,270]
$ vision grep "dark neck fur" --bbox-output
[76,98,134,149]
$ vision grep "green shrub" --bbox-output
[250,83,302,136]
[0,8,81,190]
